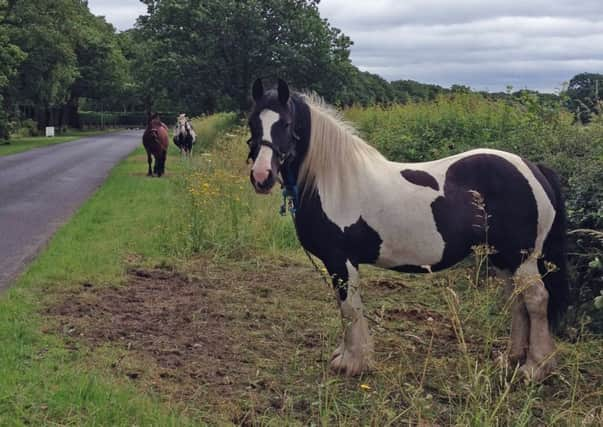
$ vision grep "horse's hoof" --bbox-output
[519,358,555,383]
[330,346,371,376]
[508,350,527,366]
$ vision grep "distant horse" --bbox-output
[246,79,568,382]
[142,113,169,177]
[173,113,196,155]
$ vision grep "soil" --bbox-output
[45,260,337,421]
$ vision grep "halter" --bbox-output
[247,135,300,215]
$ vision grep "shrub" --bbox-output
[12,119,39,137]
[190,112,239,150]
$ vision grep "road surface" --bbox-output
[0,130,142,291]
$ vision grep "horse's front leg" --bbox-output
[515,259,557,382]
[328,260,374,376]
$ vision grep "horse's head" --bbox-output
[247,78,300,194]
[175,114,192,137]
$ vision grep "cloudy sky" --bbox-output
[88,0,603,93]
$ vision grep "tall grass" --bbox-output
[178,126,298,258]
[191,112,239,150]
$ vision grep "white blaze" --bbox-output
[252,110,279,184]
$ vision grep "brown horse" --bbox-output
[142,113,169,177]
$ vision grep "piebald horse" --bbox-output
[247,79,568,382]
[173,113,196,155]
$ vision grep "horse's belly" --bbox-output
[373,220,445,269]
[359,193,446,269]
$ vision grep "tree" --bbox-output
[5,0,82,129]
[565,72,603,124]
[66,13,129,127]
[0,30,24,139]
[3,0,130,129]
[134,0,354,113]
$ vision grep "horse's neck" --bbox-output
[150,119,164,130]
[300,104,388,204]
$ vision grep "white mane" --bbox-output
[298,94,387,205]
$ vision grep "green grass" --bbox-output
[0,129,120,157]
[0,143,200,426]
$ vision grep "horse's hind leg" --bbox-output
[514,258,556,381]
[146,151,153,176]
[161,151,167,176]
[155,151,166,177]
[328,259,373,376]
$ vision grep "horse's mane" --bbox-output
[148,113,163,130]
[298,93,387,206]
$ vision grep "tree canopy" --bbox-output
[565,72,603,124]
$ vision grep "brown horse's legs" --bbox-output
[157,151,167,177]
[146,151,153,176]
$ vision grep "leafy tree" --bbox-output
[3,0,130,129]
[5,0,82,128]
[391,80,446,102]
[565,72,603,124]
[66,13,129,127]
[135,0,354,113]
[0,6,25,139]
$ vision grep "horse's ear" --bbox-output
[252,78,264,102]
[277,78,290,106]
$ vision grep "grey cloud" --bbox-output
[320,0,603,29]
[319,1,603,92]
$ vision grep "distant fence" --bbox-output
[79,111,180,128]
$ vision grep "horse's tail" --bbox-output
[537,164,569,332]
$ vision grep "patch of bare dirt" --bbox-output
[367,278,409,290]
[45,261,334,421]
[46,267,246,395]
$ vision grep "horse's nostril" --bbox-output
[257,170,274,190]
[254,169,272,187]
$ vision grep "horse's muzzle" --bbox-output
[250,169,276,194]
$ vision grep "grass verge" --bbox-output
[0,142,199,426]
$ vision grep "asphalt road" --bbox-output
[0,130,142,291]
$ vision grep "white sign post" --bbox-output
[45,126,55,137]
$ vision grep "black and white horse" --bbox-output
[173,113,196,155]
[247,79,568,382]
